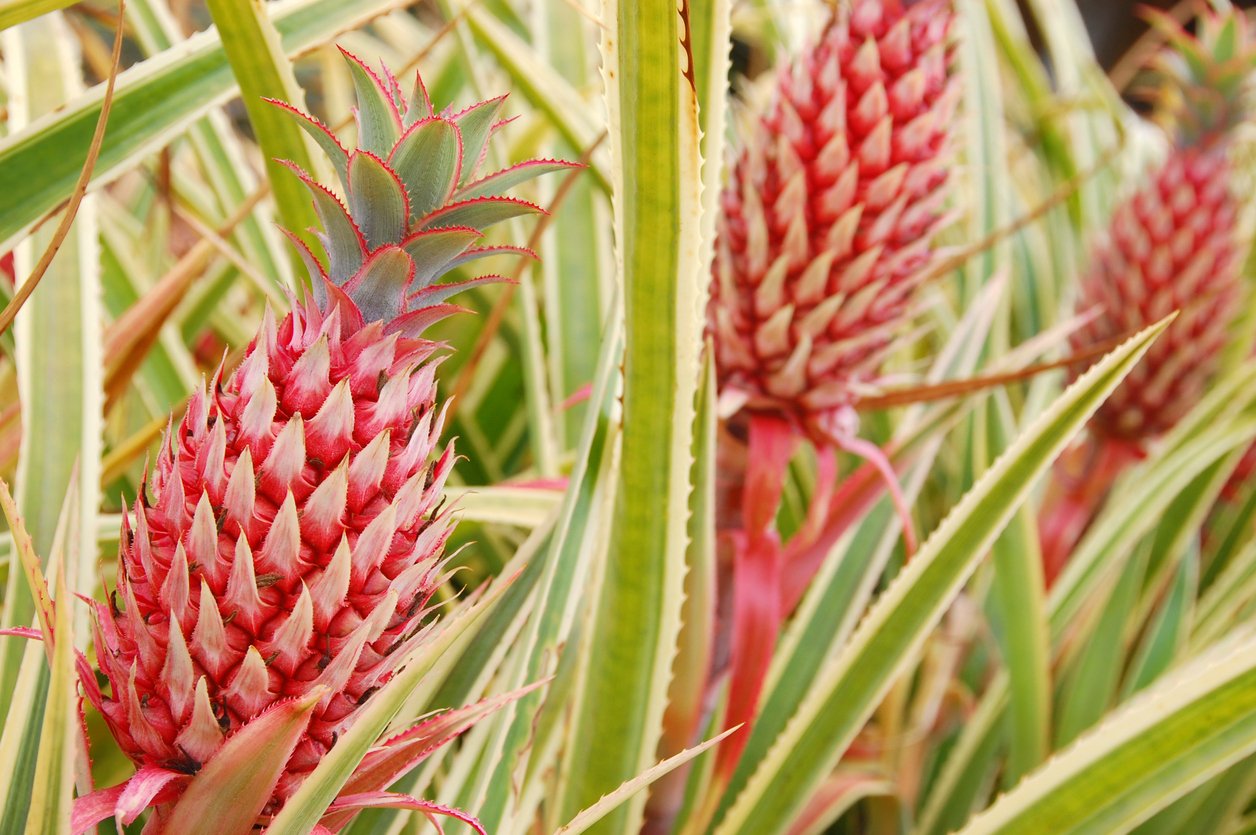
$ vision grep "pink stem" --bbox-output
[781,444,911,614]
[828,430,919,557]
[716,413,798,780]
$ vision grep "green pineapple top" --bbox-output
[1147,1,1256,148]
[269,49,578,335]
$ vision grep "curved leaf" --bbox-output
[0,0,424,251]
[959,627,1256,834]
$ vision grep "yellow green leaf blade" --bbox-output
[0,14,102,832]
[472,300,623,830]
[0,0,74,30]
[555,0,706,831]
[204,0,325,260]
[715,317,1171,834]
[23,567,75,835]
[1,7,103,633]
[0,0,413,251]
[0,480,76,835]
[555,728,737,835]
[959,627,1256,835]
[987,397,1052,782]
[462,5,609,192]
[657,348,718,778]
[126,0,296,292]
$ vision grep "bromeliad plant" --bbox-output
[5,1,1256,834]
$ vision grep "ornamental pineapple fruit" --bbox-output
[1072,5,1251,444]
[1043,3,1255,584]
[700,0,957,785]
[709,0,957,439]
[78,49,573,832]
[1071,151,1242,441]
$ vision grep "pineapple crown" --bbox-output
[268,49,578,336]
[1145,2,1256,148]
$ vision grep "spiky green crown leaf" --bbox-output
[1145,2,1256,147]
[267,49,579,335]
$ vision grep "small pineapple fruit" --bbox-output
[1043,4,1255,585]
[1073,5,1251,444]
[77,50,574,832]
[702,0,957,784]
[709,0,957,440]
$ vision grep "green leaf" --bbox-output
[461,4,610,191]
[713,318,1170,833]
[555,729,738,835]
[419,196,542,231]
[0,646,50,835]
[451,95,506,187]
[1049,367,1256,642]
[271,98,349,185]
[1054,541,1149,747]
[339,47,402,158]
[457,160,582,202]
[346,151,408,248]
[0,17,102,832]
[987,394,1051,783]
[0,0,74,30]
[399,225,479,272]
[1195,537,1256,649]
[958,627,1256,834]
[471,300,622,830]
[0,0,422,251]
[507,3,606,451]
[204,0,327,259]
[0,479,75,835]
[127,0,295,293]
[956,0,1013,302]
[443,485,562,528]
[24,566,76,835]
[289,166,365,284]
[1134,755,1256,835]
[557,1,706,832]
[390,118,462,221]
[916,680,1008,835]
[1123,552,1196,698]
[653,348,719,829]
[345,247,412,323]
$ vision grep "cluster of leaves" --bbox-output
[2,0,1256,834]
